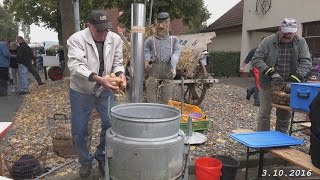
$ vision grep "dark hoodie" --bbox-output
[16,42,34,66]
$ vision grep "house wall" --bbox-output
[208,31,242,52]
[240,0,320,72]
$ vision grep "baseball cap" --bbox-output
[156,12,170,21]
[87,10,112,31]
[280,18,297,33]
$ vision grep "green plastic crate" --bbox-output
[180,120,209,132]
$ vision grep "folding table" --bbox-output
[0,122,12,176]
[230,131,304,180]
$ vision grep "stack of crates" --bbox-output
[168,100,209,132]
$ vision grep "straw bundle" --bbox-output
[123,44,130,67]
[176,49,201,78]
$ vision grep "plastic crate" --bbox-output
[168,100,207,122]
[180,120,209,132]
[168,100,209,132]
[290,83,320,112]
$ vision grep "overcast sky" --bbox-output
[1,0,241,42]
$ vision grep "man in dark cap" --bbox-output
[67,9,126,177]
[144,12,181,104]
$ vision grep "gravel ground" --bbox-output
[190,77,310,159]
[1,77,311,178]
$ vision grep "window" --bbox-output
[303,21,320,58]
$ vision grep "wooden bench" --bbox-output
[232,129,320,176]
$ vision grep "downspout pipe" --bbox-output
[73,0,80,32]
[129,3,146,103]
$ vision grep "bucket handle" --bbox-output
[53,113,67,120]
[297,89,310,99]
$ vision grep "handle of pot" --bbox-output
[53,113,67,120]
[297,89,310,99]
[105,148,113,180]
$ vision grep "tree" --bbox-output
[0,6,19,41]
[3,0,62,43]
[105,0,211,31]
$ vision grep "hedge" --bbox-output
[45,48,56,56]
[207,51,240,77]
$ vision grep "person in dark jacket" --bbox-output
[240,47,260,106]
[9,42,19,93]
[16,36,45,95]
[0,36,10,96]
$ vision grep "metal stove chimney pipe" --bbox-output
[129,3,146,103]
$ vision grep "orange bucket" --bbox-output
[196,157,222,180]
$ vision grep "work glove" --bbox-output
[170,69,176,79]
[271,73,284,90]
[144,60,152,69]
[290,73,304,83]
[263,67,284,90]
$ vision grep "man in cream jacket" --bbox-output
[67,9,126,177]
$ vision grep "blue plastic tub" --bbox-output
[290,83,320,112]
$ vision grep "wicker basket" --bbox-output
[273,90,290,106]
[47,113,94,158]
[2,142,48,179]
[47,114,76,158]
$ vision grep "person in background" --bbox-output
[252,18,312,133]
[67,9,126,177]
[240,36,266,106]
[9,42,19,93]
[16,36,45,95]
[57,47,65,73]
[200,50,209,66]
[0,36,10,96]
[37,54,43,72]
[144,12,181,104]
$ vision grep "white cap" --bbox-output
[280,18,297,33]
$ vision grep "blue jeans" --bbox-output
[69,88,115,165]
[18,64,29,92]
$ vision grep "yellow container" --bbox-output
[168,100,207,122]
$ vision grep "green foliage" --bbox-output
[0,6,19,41]
[3,0,59,32]
[45,48,56,56]
[105,0,211,30]
[3,0,210,36]
[208,51,241,77]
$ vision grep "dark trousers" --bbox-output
[27,64,42,84]
[248,86,260,103]
[0,67,9,96]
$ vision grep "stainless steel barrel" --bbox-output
[106,103,184,180]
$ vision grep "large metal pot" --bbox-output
[106,103,184,180]
[110,103,181,139]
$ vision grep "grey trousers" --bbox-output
[257,88,291,133]
[145,63,174,104]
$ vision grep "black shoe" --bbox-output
[79,164,92,177]
[253,101,260,106]
[246,89,251,100]
[18,91,29,95]
[95,155,105,176]
[38,82,46,85]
